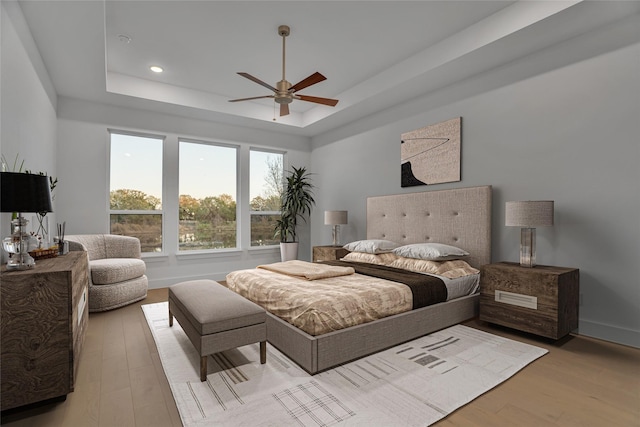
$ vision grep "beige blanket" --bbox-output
[257,260,355,280]
[226,268,412,336]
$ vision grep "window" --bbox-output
[250,150,284,246]
[179,140,238,251]
[109,132,163,253]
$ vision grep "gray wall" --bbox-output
[310,36,640,347]
[1,1,58,248]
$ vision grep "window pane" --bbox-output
[251,214,279,246]
[250,150,283,246]
[110,133,162,209]
[110,133,163,252]
[179,141,237,250]
[110,214,162,253]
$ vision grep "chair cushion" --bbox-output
[169,280,265,335]
[89,275,148,312]
[90,258,146,285]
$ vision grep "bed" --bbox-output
[227,185,491,374]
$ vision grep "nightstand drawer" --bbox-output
[479,262,579,339]
[480,297,560,338]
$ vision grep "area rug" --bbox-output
[142,302,547,426]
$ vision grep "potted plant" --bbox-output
[274,166,315,261]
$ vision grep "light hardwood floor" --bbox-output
[2,288,638,426]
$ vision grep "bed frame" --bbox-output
[266,185,492,374]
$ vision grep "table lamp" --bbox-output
[324,210,348,246]
[505,200,554,268]
[1,172,53,270]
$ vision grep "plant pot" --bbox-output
[280,242,299,261]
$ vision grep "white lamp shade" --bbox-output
[505,201,554,227]
[324,210,348,225]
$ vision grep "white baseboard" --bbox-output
[578,319,640,349]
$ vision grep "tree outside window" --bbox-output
[250,150,284,246]
[178,140,238,251]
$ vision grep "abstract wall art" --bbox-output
[401,117,461,187]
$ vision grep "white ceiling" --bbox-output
[17,1,640,137]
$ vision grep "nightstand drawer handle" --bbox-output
[495,290,538,309]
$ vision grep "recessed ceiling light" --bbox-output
[150,66,164,73]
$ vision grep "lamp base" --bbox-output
[332,225,341,246]
[519,228,536,268]
[6,253,36,270]
[3,215,36,270]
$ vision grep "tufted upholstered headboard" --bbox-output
[366,185,492,268]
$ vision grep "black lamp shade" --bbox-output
[1,172,53,213]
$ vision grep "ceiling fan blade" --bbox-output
[228,95,274,102]
[296,94,339,107]
[280,103,290,116]
[237,72,278,92]
[290,72,326,93]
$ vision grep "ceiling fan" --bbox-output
[229,25,339,117]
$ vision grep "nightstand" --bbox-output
[479,262,579,340]
[313,246,350,262]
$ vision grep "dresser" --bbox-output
[1,251,89,410]
[479,262,579,340]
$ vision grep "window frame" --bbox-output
[177,138,240,253]
[107,129,288,258]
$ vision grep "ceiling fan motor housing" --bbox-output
[275,80,293,104]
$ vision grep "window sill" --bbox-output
[176,248,243,261]
[143,246,279,262]
[247,245,279,253]
[141,253,169,263]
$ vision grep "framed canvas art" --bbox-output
[401,117,461,187]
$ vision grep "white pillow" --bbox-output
[392,243,469,261]
[343,239,399,254]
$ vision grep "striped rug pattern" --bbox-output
[142,302,547,426]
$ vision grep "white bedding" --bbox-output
[440,272,480,300]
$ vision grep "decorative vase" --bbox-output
[279,242,299,261]
[32,214,49,248]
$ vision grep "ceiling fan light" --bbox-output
[275,97,293,104]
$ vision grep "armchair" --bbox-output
[66,234,148,312]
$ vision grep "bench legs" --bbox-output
[198,341,267,382]
[170,302,266,382]
[200,356,208,382]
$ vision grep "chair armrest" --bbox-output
[67,240,87,252]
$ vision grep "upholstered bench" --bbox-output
[168,279,267,381]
